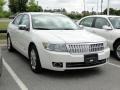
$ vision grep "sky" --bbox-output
[3,0,120,13]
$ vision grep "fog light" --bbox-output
[52,62,63,68]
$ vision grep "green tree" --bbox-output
[115,10,120,15]
[27,0,43,12]
[9,0,17,13]
[9,0,28,14]
[18,0,28,12]
[0,0,6,11]
[103,8,117,15]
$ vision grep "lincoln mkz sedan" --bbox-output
[7,12,110,73]
[78,15,120,60]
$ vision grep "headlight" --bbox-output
[42,43,67,52]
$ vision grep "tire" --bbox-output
[7,35,14,52]
[114,42,120,60]
[29,45,42,73]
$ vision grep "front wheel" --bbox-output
[114,42,120,60]
[29,45,42,73]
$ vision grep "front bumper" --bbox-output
[40,48,110,71]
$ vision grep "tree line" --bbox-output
[0,0,43,18]
[0,0,120,19]
[9,0,43,13]
[103,8,120,15]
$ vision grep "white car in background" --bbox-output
[7,13,110,73]
[78,15,120,60]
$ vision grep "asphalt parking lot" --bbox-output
[1,46,120,90]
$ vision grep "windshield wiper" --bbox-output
[33,27,77,30]
[33,27,51,30]
[53,28,75,30]
[63,28,74,30]
[116,27,120,29]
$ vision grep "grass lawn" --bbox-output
[0,39,6,44]
[0,20,9,41]
[0,22,9,30]
[0,33,7,40]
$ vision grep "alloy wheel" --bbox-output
[116,45,120,59]
[7,37,11,50]
[30,49,37,70]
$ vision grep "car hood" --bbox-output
[34,30,106,43]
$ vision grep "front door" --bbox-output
[17,14,31,55]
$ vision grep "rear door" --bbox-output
[79,17,95,33]
[91,17,113,47]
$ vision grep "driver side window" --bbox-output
[12,14,23,25]
[20,15,30,28]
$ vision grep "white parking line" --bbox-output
[108,62,120,68]
[3,59,28,90]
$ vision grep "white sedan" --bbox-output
[7,12,110,73]
[78,15,120,60]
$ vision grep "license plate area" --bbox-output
[84,54,98,64]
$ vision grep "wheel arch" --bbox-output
[28,42,42,73]
[28,42,36,57]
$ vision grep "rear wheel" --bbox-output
[114,42,120,60]
[29,45,42,73]
[7,35,14,52]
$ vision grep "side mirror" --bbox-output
[103,25,112,30]
[79,25,84,29]
[18,25,29,31]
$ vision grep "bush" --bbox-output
[0,11,11,18]
[3,11,11,18]
[66,13,82,20]
[0,33,7,40]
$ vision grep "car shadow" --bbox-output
[8,48,30,65]
[110,51,115,58]
[40,67,103,79]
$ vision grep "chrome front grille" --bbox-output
[66,43,104,54]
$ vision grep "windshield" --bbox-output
[31,14,80,30]
[109,17,120,29]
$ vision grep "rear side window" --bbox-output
[94,18,110,29]
[80,17,94,27]
[12,14,23,25]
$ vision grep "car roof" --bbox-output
[85,15,120,18]
[19,12,65,16]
